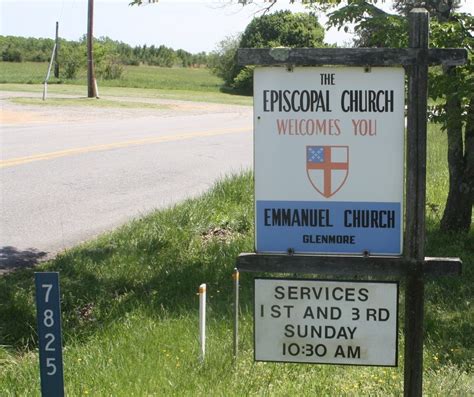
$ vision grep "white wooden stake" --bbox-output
[233,268,239,359]
[199,283,206,362]
[93,78,100,98]
[42,83,48,101]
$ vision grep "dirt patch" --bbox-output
[0,109,52,124]
[0,90,252,130]
[201,227,237,244]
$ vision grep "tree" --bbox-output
[315,0,472,232]
[210,10,325,94]
[430,14,473,232]
[239,9,324,48]
[209,35,242,88]
[238,10,325,93]
[130,0,158,4]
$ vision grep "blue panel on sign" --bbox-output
[35,272,65,397]
[256,201,401,255]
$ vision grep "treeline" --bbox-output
[0,35,211,79]
[1,36,55,63]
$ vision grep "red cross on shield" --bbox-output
[306,145,349,198]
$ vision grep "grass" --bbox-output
[0,61,253,106]
[426,123,450,220]
[0,122,473,395]
[98,64,222,92]
[11,97,171,110]
[0,61,221,91]
[0,61,48,84]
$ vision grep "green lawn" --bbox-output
[0,124,472,395]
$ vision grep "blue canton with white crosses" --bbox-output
[307,146,325,163]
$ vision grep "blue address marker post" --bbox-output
[35,272,65,397]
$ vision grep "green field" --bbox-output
[0,61,252,106]
[0,61,221,91]
[0,124,472,395]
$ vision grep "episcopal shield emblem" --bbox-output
[306,145,349,198]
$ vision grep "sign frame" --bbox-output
[253,277,399,367]
[253,66,405,257]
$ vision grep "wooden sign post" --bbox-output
[235,9,465,397]
[404,10,429,396]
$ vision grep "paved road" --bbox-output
[0,94,253,272]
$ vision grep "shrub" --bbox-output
[59,44,86,79]
[98,55,124,80]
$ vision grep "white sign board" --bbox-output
[254,278,398,366]
[254,67,405,255]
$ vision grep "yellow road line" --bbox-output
[0,127,250,169]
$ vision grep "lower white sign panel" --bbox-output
[254,278,398,366]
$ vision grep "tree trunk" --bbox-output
[440,68,473,232]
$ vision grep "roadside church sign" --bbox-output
[254,67,404,255]
[236,9,465,397]
[254,278,398,366]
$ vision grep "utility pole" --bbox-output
[54,21,59,79]
[87,0,98,98]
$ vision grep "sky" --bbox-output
[1,0,473,54]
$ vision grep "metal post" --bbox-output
[404,8,429,397]
[233,268,239,358]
